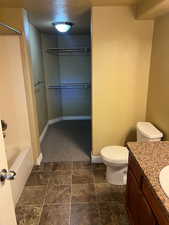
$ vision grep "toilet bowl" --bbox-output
[101,122,163,185]
[101,146,129,185]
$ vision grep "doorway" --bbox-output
[31,33,92,162]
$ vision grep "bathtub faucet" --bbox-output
[0,169,16,182]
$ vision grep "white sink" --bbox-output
[159,165,169,198]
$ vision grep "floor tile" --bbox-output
[70,203,101,225]
[32,165,44,173]
[45,184,71,204]
[53,162,73,171]
[98,202,130,225]
[17,186,46,206]
[26,172,50,186]
[71,184,96,203]
[93,169,107,183]
[98,202,119,225]
[72,169,94,184]
[73,161,92,170]
[16,205,41,225]
[95,184,125,203]
[49,173,71,185]
[39,204,70,225]
[42,163,54,172]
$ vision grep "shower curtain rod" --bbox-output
[0,22,22,35]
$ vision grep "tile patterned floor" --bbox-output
[16,162,130,225]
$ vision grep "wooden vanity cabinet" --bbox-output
[126,168,156,225]
[126,153,169,225]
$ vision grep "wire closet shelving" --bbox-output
[46,47,91,56]
[48,83,90,89]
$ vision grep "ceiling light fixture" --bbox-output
[53,22,74,33]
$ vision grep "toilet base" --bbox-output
[106,165,127,185]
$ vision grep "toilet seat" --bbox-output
[101,146,129,164]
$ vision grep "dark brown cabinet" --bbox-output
[127,168,156,225]
[126,153,169,225]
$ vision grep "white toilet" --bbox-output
[101,122,163,185]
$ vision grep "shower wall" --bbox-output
[41,33,91,120]
[0,35,31,156]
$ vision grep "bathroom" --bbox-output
[1,0,169,225]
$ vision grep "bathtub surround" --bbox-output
[0,35,31,152]
[0,8,41,161]
[92,6,154,155]
[10,147,33,205]
[36,153,43,166]
[16,161,129,225]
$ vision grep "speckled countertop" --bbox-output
[127,141,169,216]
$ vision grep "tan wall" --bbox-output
[92,6,154,155]
[146,14,169,140]
[29,24,48,134]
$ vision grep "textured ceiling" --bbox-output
[0,0,140,34]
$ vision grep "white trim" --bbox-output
[91,154,103,163]
[40,122,49,143]
[36,153,43,165]
[62,116,91,120]
[48,117,62,125]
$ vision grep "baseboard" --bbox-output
[91,154,103,163]
[40,122,49,143]
[36,153,43,165]
[62,116,91,120]
[48,117,62,125]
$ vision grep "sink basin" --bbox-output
[159,165,169,198]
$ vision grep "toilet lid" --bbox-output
[101,146,129,164]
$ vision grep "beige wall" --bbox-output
[92,6,154,155]
[29,24,48,134]
[146,14,169,140]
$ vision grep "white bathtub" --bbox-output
[6,146,33,205]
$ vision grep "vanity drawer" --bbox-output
[142,177,169,225]
[128,153,143,186]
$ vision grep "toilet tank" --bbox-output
[137,122,163,142]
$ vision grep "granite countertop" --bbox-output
[127,141,169,215]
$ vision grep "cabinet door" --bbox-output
[138,190,156,225]
[126,168,140,225]
[126,169,156,225]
